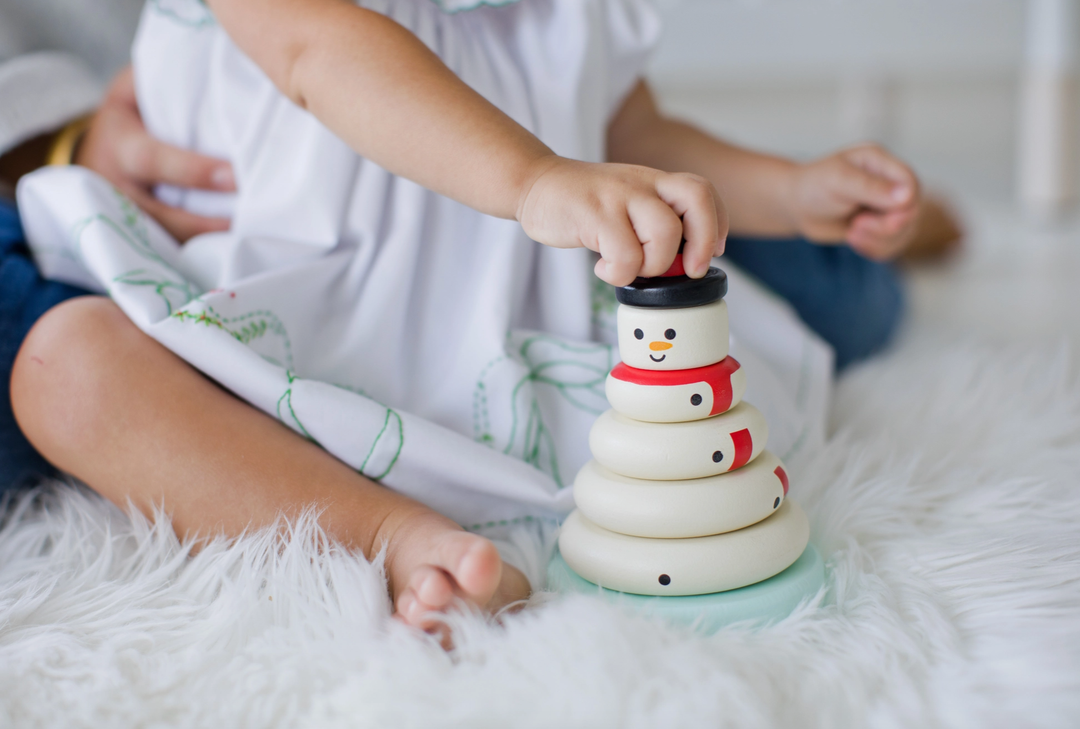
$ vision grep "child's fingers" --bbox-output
[655,173,724,278]
[627,196,684,278]
[832,162,905,212]
[118,128,236,192]
[850,207,916,239]
[845,144,918,187]
[847,208,917,260]
[843,145,919,208]
[124,185,232,242]
[594,216,645,287]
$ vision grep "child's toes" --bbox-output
[414,565,455,609]
[436,532,503,604]
[396,565,455,626]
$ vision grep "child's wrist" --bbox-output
[776,159,805,236]
[514,153,563,224]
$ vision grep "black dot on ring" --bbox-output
[658,574,671,586]
[691,394,703,406]
[712,451,724,463]
[773,497,781,509]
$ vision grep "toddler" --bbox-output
[14,0,920,632]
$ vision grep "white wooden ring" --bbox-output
[589,402,768,481]
[558,500,810,596]
[573,451,790,538]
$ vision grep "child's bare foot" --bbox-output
[379,507,531,633]
[900,195,964,262]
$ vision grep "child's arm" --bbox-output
[206,0,726,284]
[607,82,920,261]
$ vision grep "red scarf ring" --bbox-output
[608,356,742,417]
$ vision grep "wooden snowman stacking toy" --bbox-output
[549,253,823,627]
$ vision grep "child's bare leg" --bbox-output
[10,296,529,628]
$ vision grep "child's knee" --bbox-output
[10,296,134,459]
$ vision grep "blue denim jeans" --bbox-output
[0,198,91,493]
[723,236,904,370]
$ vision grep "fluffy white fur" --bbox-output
[2,329,1080,727]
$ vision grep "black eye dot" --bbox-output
[634,328,644,340]
[658,574,671,586]
[691,394,703,406]
[712,451,724,463]
[774,497,781,509]
[665,329,676,340]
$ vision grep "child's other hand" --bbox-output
[517,157,727,286]
[789,144,920,261]
[77,67,236,243]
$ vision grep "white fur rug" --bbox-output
[3,328,1080,727]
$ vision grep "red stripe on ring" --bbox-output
[730,428,753,470]
[774,465,789,495]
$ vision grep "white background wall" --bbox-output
[649,0,1026,82]
[645,0,1032,202]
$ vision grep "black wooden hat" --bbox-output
[615,262,727,308]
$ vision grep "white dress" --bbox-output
[18,0,832,537]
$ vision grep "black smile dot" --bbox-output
[773,497,781,509]
[658,574,671,586]
[691,394,703,406]
[633,328,644,340]
[712,450,724,463]
[665,328,676,340]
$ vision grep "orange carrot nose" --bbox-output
[649,341,673,351]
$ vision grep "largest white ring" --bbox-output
[558,500,810,596]
[589,402,768,481]
[573,451,790,539]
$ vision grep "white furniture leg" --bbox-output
[1019,0,1080,219]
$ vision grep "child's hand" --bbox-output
[788,144,920,261]
[77,67,236,242]
[517,157,727,286]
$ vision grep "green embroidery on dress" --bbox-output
[360,408,405,480]
[150,0,215,27]
[276,371,314,441]
[473,355,506,447]
[171,304,294,370]
[72,191,172,270]
[474,333,612,488]
[274,372,404,480]
[113,269,198,316]
[331,381,371,398]
[464,514,560,532]
[60,181,407,481]
[72,188,202,314]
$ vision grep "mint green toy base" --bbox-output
[547,544,825,633]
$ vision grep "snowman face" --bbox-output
[617,300,729,371]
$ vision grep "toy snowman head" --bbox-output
[615,261,728,371]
